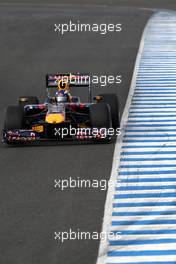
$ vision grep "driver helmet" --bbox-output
[56,79,71,102]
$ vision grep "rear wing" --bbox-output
[46,73,92,102]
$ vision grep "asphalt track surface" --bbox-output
[2,0,176,10]
[0,2,164,264]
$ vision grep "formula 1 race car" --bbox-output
[2,73,120,144]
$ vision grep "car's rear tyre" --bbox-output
[4,106,24,129]
[19,96,39,107]
[98,93,120,129]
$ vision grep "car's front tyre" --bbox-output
[4,106,24,129]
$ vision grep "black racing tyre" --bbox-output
[19,96,39,107]
[99,93,120,129]
[4,106,24,129]
[90,102,111,129]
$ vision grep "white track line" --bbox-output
[96,10,149,264]
[96,10,176,264]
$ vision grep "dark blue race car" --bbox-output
[3,73,120,145]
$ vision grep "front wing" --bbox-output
[2,128,111,144]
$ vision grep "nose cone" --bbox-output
[45,113,65,124]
